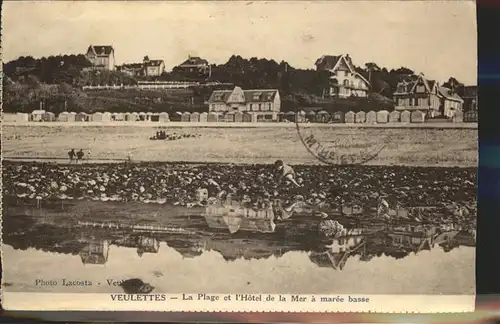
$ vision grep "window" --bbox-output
[343,80,349,86]
[250,104,253,111]
[344,71,348,77]
[416,85,425,93]
[258,104,262,111]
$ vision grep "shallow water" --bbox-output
[2,200,475,295]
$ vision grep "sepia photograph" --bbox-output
[1,0,477,312]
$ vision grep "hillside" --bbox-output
[2,54,467,114]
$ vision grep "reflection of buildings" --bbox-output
[387,225,439,253]
[204,202,276,234]
[309,228,366,270]
[166,239,206,259]
[136,236,160,257]
[204,238,285,261]
[80,239,110,265]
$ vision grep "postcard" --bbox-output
[1,0,477,313]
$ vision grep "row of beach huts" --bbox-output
[3,109,476,124]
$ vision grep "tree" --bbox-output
[365,62,381,83]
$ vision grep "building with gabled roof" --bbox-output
[174,55,210,75]
[437,86,464,118]
[85,45,116,70]
[393,73,463,118]
[315,54,371,98]
[118,56,165,77]
[207,86,281,122]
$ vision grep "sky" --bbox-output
[3,1,477,84]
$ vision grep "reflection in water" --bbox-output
[2,197,476,271]
[80,239,110,265]
[204,201,276,234]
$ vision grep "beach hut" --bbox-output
[31,110,45,122]
[68,112,76,122]
[150,113,160,122]
[92,112,103,122]
[199,112,208,122]
[376,110,389,124]
[159,112,169,122]
[464,110,478,123]
[344,111,355,124]
[43,112,56,122]
[16,113,30,122]
[284,111,296,123]
[243,112,253,123]
[190,112,200,122]
[366,111,377,123]
[298,110,307,123]
[75,112,87,122]
[355,111,366,123]
[125,112,137,122]
[102,112,112,122]
[169,111,182,122]
[453,110,464,123]
[146,112,154,121]
[389,110,400,123]
[410,110,425,123]
[181,112,191,122]
[305,111,316,123]
[315,111,330,123]
[207,112,219,122]
[138,112,147,121]
[225,112,235,122]
[58,111,69,122]
[124,112,132,121]
[115,113,125,121]
[3,113,17,122]
[332,111,345,123]
[234,111,244,123]
[400,110,411,123]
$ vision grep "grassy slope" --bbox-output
[2,125,478,167]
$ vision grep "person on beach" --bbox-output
[274,160,301,188]
[68,149,76,164]
[76,149,84,163]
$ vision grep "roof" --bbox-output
[121,63,143,69]
[208,88,279,104]
[144,60,164,67]
[315,55,342,70]
[178,56,209,67]
[438,86,464,102]
[88,45,114,56]
[315,54,370,86]
[393,74,437,95]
